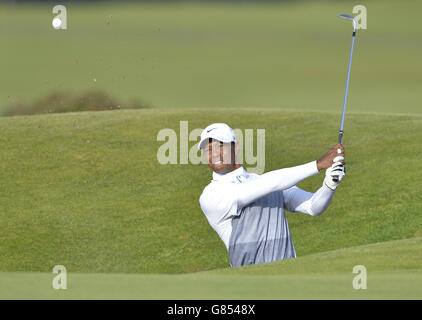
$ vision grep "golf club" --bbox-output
[333,14,357,182]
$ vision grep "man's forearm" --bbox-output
[235,161,320,208]
[305,183,336,216]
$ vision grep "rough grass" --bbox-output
[0,108,421,274]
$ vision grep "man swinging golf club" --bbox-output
[198,13,356,268]
[198,123,346,267]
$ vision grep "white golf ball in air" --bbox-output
[52,18,62,29]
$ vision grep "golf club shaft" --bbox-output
[333,30,355,183]
[338,30,356,144]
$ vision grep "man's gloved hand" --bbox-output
[324,156,346,190]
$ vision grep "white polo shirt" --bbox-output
[199,161,335,253]
[199,166,252,249]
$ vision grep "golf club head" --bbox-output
[338,14,357,31]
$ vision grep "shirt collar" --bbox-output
[212,166,248,182]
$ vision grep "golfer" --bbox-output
[198,123,346,267]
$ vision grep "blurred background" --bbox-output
[1,0,421,116]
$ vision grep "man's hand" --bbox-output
[324,162,346,190]
[317,144,345,171]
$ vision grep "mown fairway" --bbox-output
[0,0,421,114]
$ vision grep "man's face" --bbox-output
[203,138,236,174]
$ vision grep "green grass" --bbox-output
[0,108,421,276]
[1,238,421,299]
[208,238,422,275]
[1,0,421,300]
[1,0,421,114]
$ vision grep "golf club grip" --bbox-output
[333,131,343,183]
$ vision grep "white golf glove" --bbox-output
[324,156,346,190]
